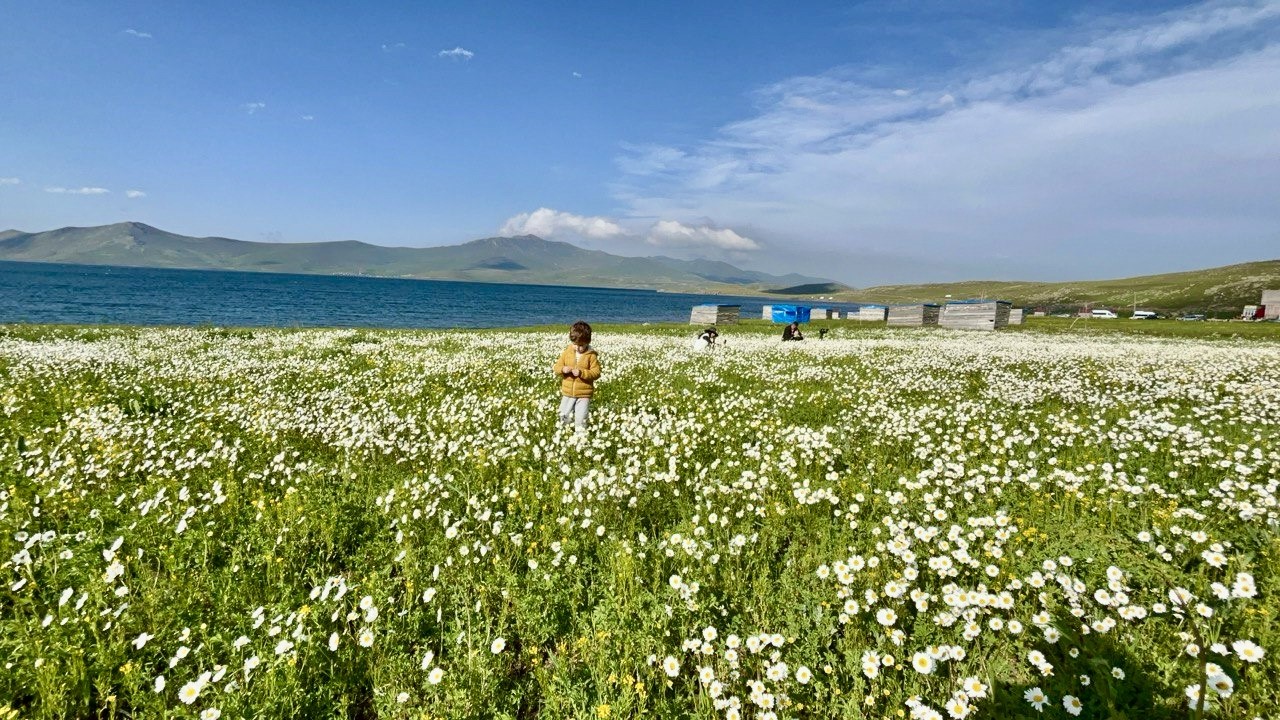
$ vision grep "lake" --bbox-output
[0,261,861,329]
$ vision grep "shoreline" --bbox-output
[3,316,1278,342]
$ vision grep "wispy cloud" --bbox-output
[381,42,406,53]
[125,190,147,198]
[301,115,315,121]
[123,28,152,39]
[438,46,474,60]
[242,102,266,114]
[0,177,18,186]
[647,220,760,250]
[572,71,583,78]
[501,208,625,240]
[615,0,1280,282]
[45,187,110,195]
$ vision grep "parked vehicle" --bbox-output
[1091,309,1118,319]
[1241,305,1266,320]
[1178,314,1206,321]
[1131,310,1159,320]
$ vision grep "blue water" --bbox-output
[0,261,863,329]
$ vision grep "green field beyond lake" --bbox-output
[2,321,1278,719]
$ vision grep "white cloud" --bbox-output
[45,187,110,195]
[243,102,266,114]
[961,0,1280,101]
[123,29,152,39]
[615,144,688,176]
[615,0,1280,283]
[646,220,760,250]
[125,190,147,198]
[572,71,583,78]
[301,115,315,121]
[0,177,18,185]
[381,42,406,52]
[500,208,626,240]
[499,208,762,255]
[438,47,474,60]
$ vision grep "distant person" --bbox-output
[818,328,829,339]
[553,320,602,432]
[691,326,719,351]
[782,321,804,341]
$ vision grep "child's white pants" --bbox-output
[559,396,590,430]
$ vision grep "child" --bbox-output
[553,320,602,431]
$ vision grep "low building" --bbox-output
[855,305,888,322]
[1262,290,1280,320]
[690,304,740,325]
[886,304,940,327]
[940,299,1012,331]
[770,304,811,324]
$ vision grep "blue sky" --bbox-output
[2,1,1277,284]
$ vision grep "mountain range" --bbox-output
[0,222,827,293]
[2,222,1276,312]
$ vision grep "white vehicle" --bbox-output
[1091,309,1118,319]
[1131,310,1158,320]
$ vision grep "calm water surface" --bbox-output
[0,261,862,329]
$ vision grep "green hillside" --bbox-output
[0,222,826,294]
[822,260,1280,315]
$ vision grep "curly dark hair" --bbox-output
[569,320,593,344]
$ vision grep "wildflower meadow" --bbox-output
[1,323,1277,719]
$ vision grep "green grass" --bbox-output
[1,322,1277,719]
[807,259,1280,316]
[1008,316,1280,340]
[674,316,1280,342]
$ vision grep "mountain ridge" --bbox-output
[0,222,830,293]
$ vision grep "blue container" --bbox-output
[770,304,811,324]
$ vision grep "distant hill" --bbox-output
[765,282,848,295]
[0,222,828,293]
[829,260,1280,314]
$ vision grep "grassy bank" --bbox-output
[818,259,1280,316]
[580,317,1280,342]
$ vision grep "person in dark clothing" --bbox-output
[781,322,804,341]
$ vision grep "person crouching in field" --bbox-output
[554,321,602,432]
[691,326,718,351]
